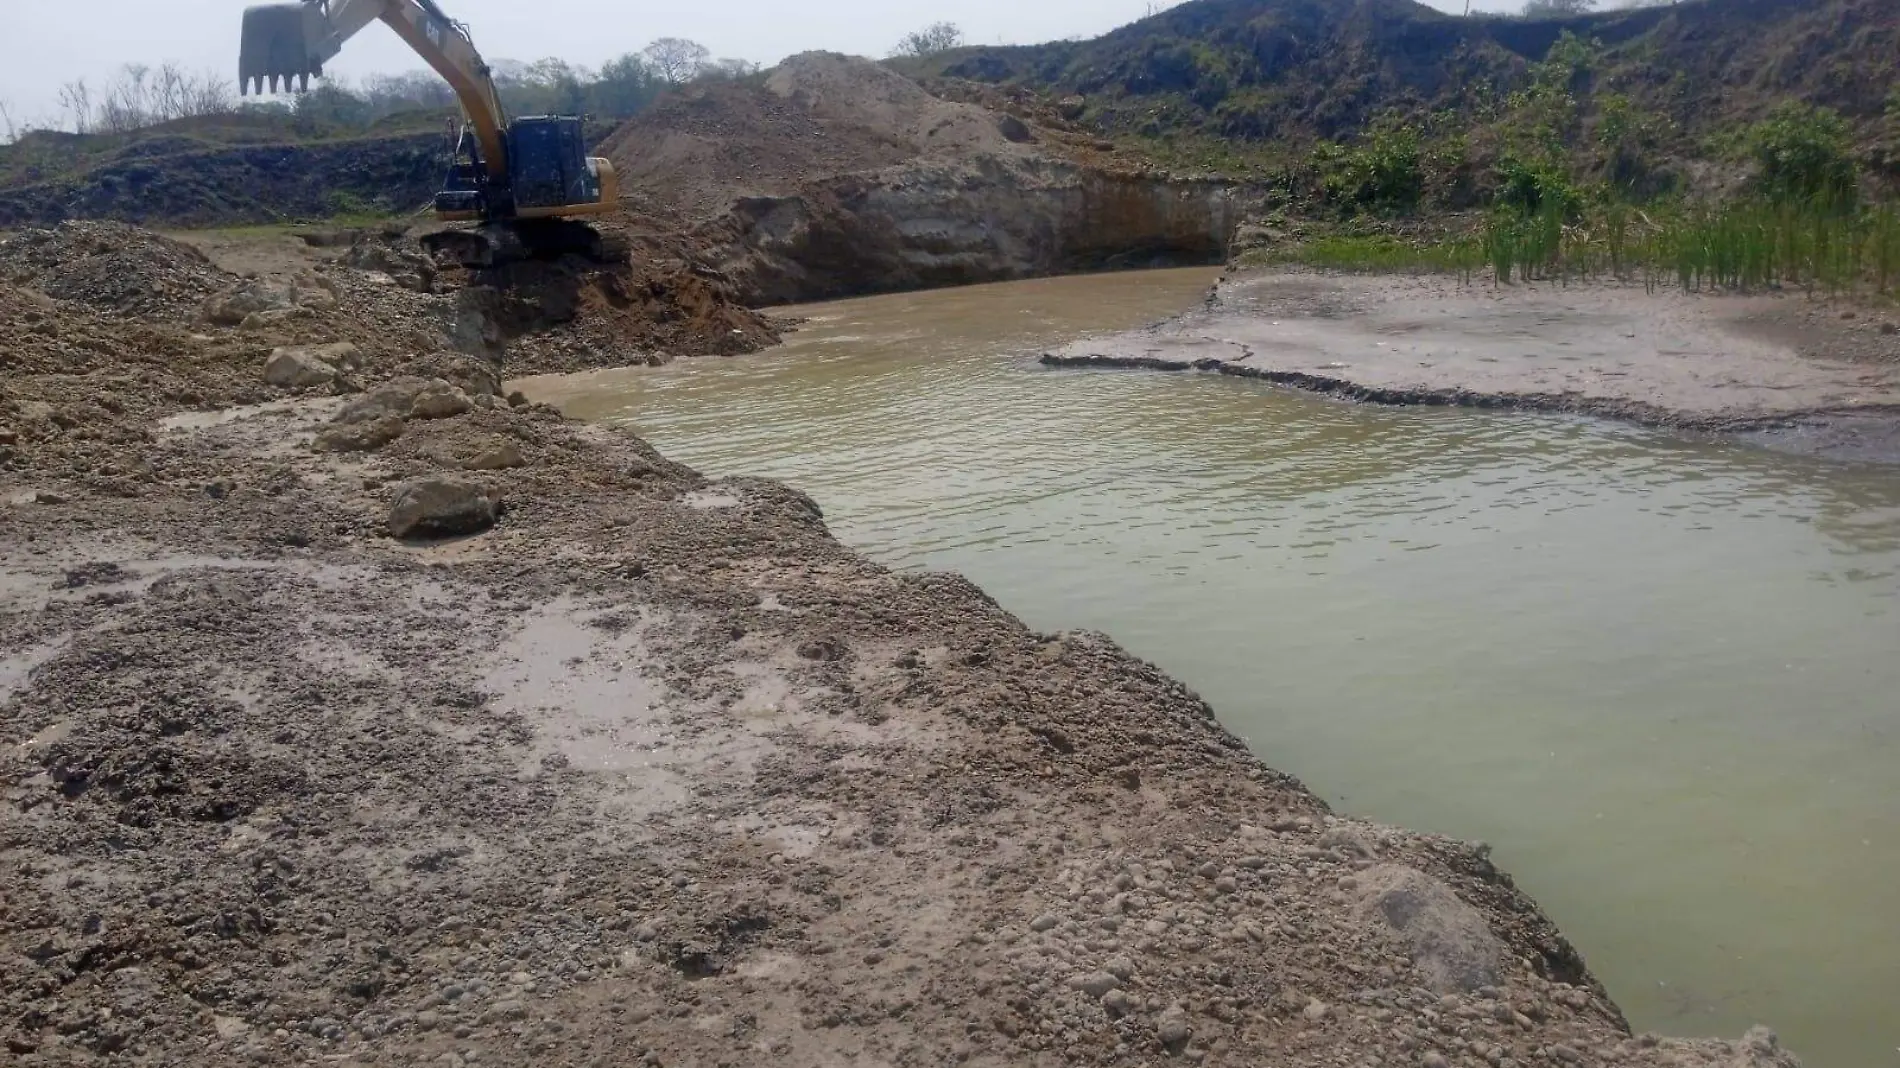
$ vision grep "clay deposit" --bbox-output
[0,218,1806,1067]
[1044,269,1900,462]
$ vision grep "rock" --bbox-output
[389,478,498,539]
[0,427,16,446]
[997,114,1035,144]
[395,353,504,398]
[337,377,458,424]
[409,381,474,420]
[1303,999,1329,1022]
[203,279,295,325]
[1104,955,1135,981]
[506,391,530,408]
[1881,322,1897,335]
[1056,95,1086,121]
[462,442,526,471]
[1029,913,1059,933]
[264,343,360,388]
[1068,971,1120,998]
[315,414,405,453]
[1101,988,1133,1016]
[1354,865,1503,993]
[1213,876,1238,894]
[239,308,305,331]
[1422,1053,1449,1068]
[1155,1009,1191,1050]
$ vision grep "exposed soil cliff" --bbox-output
[603,53,1250,305]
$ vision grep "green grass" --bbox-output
[1260,197,1900,299]
[171,211,411,240]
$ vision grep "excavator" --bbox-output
[238,0,623,267]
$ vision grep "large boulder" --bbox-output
[203,274,338,326]
[314,414,404,453]
[264,342,361,388]
[388,478,498,539]
[336,377,469,424]
[393,353,504,399]
[203,279,296,325]
[1354,864,1503,994]
[407,380,473,420]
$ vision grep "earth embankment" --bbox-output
[603,52,1248,305]
[0,219,1806,1067]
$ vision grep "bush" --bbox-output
[1313,116,1424,215]
[1746,102,1857,208]
[1495,153,1580,216]
[1522,0,1595,15]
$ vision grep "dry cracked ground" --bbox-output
[2,223,1803,1068]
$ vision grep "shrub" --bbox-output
[1313,116,1424,215]
[1494,153,1579,216]
[1746,102,1857,208]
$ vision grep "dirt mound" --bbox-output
[598,52,1032,225]
[0,222,235,321]
[763,51,1023,158]
[599,79,912,225]
[0,223,779,484]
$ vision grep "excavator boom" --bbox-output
[238,0,621,267]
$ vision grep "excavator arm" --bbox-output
[238,0,622,266]
[241,0,510,184]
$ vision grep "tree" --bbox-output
[590,53,662,118]
[705,58,762,80]
[643,38,711,83]
[1521,0,1595,16]
[891,22,964,57]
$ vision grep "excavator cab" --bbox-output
[434,126,485,216]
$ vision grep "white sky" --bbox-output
[0,0,1514,128]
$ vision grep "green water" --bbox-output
[525,268,1900,1067]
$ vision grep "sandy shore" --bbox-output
[2,229,1802,1067]
[1044,269,1900,461]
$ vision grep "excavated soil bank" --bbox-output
[2,228,1805,1066]
[1043,269,1900,462]
[604,53,1248,306]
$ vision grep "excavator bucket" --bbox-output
[239,3,325,95]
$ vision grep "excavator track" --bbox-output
[421,219,630,270]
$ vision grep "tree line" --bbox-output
[2,38,758,143]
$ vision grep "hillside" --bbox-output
[0,109,463,229]
[901,0,1899,159]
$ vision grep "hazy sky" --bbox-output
[0,0,1514,127]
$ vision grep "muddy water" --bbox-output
[524,268,1900,1068]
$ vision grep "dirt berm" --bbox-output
[0,232,1802,1063]
[604,52,1249,305]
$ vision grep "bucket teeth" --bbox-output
[239,2,323,95]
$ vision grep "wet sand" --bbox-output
[1044,270,1900,460]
